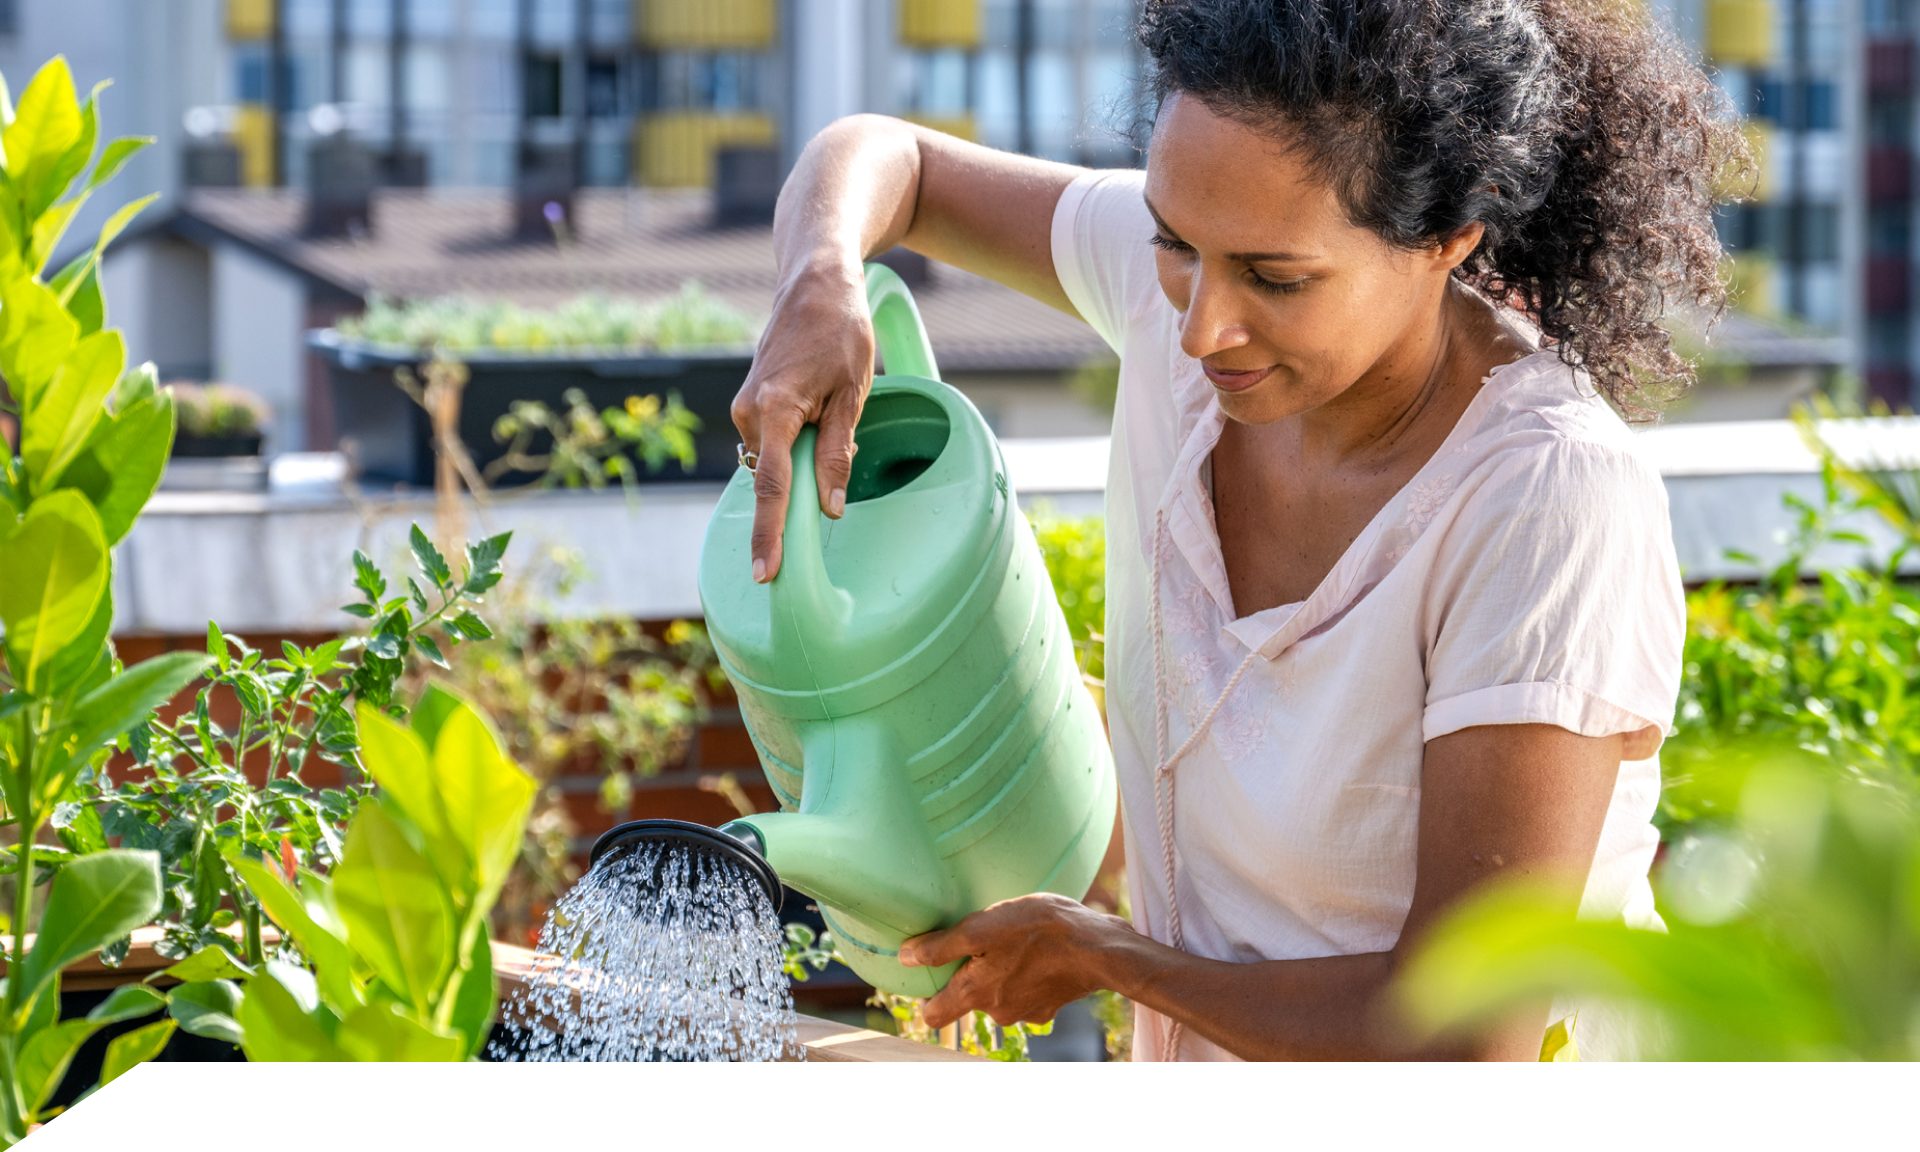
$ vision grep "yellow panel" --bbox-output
[1713,119,1770,202]
[1725,253,1776,318]
[1707,0,1774,66]
[636,113,777,187]
[226,0,274,40]
[232,103,276,188]
[637,0,775,49]
[903,113,976,142]
[899,0,980,48]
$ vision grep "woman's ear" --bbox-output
[1432,222,1486,272]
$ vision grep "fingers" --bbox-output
[813,386,863,518]
[899,923,973,969]
[747,410,801,583]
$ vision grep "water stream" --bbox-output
[495,842,797,1061]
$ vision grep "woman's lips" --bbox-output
[1202,363,1274,393]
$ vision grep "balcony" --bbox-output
[1867,256,1910,314]
[1869,146,1913,204]
[1870,39,1915,95]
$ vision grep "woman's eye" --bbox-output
[1251,272,1308,296]
[1149,233,1191,255]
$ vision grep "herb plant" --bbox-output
[81,526,512,970]
[486,388,700,493]
[337,283,758,353]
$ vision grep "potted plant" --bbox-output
[311,286,756,488]
[168,382,267,457]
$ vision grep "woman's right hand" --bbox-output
[730,255,876,583]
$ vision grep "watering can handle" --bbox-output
[865,262,940,381]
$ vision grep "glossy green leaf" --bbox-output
[335,1000,467,1062]
[332,799,455,1015]
[34,581,112,699]
[86,982,167,1025]
[0,276,78,409]
[168,979,245,1045]
[355,704,456,867]
[4,57,84,219]
[431,702,535,912]
[99,1018,177,1086]
[83,135,150,194]
[238,961,349,1062]
[409,683,463,750]
[0,489,106,694]
[231,858,362,1014]
[159,944,252,983]
[66,651,211,765]
[449,931,497,1060]
[17,850,162,1021]
[17,1018,97,1114]
[24,329,124,491]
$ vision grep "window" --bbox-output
[0,0,17,36]
[524,54,563,117]
[587,56,622,118]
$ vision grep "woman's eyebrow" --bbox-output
[1141,194,1317,263]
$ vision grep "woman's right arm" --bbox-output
[730,115,1086,583]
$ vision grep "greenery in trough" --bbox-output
[337,283,758,354]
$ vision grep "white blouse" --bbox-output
[1050,171,1685,1061]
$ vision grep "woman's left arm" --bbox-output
[899,721,1659,1060]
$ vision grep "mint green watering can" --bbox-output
[591,265,1116,996]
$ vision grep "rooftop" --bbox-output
[165,188,1115,374]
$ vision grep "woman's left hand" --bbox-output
[898,893,1136,1029]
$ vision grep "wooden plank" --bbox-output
[2,925,281,992]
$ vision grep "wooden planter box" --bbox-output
[309,331,753,489]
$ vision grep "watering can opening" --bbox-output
[589,818,783,915]
[845,391,951,504]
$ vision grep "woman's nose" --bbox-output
[1178,271,1254,361]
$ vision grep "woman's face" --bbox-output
[1144,92,1478,426]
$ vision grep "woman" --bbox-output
[732,0,1735,1059]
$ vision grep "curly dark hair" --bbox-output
[1139,0,1744,417]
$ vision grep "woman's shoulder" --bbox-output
[1445,351,1671,521]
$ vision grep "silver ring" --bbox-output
[737,443,759,473]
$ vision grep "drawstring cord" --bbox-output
[1146,507,1258,1059]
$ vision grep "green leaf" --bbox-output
[231,858,362,1014]
[24,329,125,492]
[66,651,212,765]
[332,800,456,1016]
[409,524,452,588]
[4,58,85,219]
[35,581,113,699]
[17,1019,97,1114]
[54,385,173,544]
[431,702,535,913]
[168,979,245,1045]
[462,532,512,595]
[351,549,386,602]
[0,276,79,410]
[238,961,349,1062]
[17,850,163,1022]
[83,136,151,194]
[447,611,493,642]
[408,682,464,750]
[159,944,252,983]
[100,1018,177,1086]
[207,621,229,670]
[86,982,167,1025]
[448,931,497,1060]
[355,705,454,859]
[413,633,448,669]
[0,489,107,694]
[335,1000,467,1061]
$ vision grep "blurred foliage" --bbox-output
[1396,741,1920,1059]
[168,382,268,439]
[338,283,758,353]
[417,546,719,947]
[1069,357,1120,415]
[488,388,700,494]
[1029,505,1107,688]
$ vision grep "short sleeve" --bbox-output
[1421,438,1685,743]
[1050,169,1162,355]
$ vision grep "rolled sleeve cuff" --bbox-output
[1423,681,1665,743]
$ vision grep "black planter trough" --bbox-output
[309,330,755,488]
